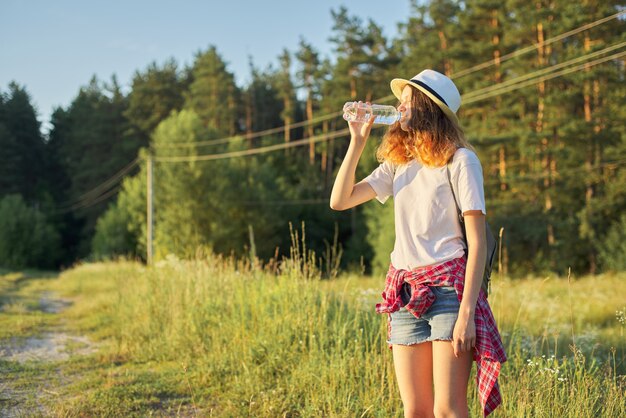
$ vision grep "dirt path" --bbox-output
[0,291,100,417]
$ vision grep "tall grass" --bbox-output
[50,255,625,417]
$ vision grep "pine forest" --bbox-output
[1,1,625,278]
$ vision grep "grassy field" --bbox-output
[0,256,624,417]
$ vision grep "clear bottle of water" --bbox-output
[342,101,401,125]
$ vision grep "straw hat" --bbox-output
[390,69,461,125]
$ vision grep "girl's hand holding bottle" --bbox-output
[345,101,377,146]
[343,101,401,145]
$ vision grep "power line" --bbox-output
[50,13,625,212]
[484,158,626,183]
[56,158,139,209]
[154,42,625,164]
[153,111,344,149]
[154,53,623,163]
[462,41,626,101]
[159,160,626,210]
[233,199,329,206]
[451,10,626,79]
[464,50,626,104]
[54,184,122,214]
[152,11,624,150]
[154,128,351,163]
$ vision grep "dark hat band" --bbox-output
[410,79,449,107]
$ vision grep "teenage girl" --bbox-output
[330,69,505,418]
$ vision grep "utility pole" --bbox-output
[146,155,154,265]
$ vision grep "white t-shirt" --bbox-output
[363,148,486,270]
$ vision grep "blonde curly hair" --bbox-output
[376,87,473,167]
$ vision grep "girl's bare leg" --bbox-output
[392,342,435,418]
[431,341,472,418]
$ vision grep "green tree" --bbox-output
[124,59,186,146]
[242,60,283,141]
[597,213,626,272]
[92,201,137,260]
[276,49,297,144]
[150,110,214,257]
[0,195,60,269]
[48,75,139,258]
[185,46,240,136]
[0,83,46,201]
[146,109,287,260]
[364,199,395,276]
[295,38,323,161]
[0,124,21,198]
[112,162,148,259]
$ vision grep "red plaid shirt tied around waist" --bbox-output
[375,256,507,417]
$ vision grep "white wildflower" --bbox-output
[616,308,626,326]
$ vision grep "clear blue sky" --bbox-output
[0,0,412,133]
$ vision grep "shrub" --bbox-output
[92,202,138,260]
[0,194,60,269]
[597,213,626,272]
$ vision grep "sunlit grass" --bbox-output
[0,270,59,339]
[1,258,625,417]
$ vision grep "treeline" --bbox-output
[0,1,624,275]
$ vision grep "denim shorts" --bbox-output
[388,285,460,346]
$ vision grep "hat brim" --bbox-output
[390,78,459,125]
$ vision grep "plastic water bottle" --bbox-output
[342,101,401,125]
